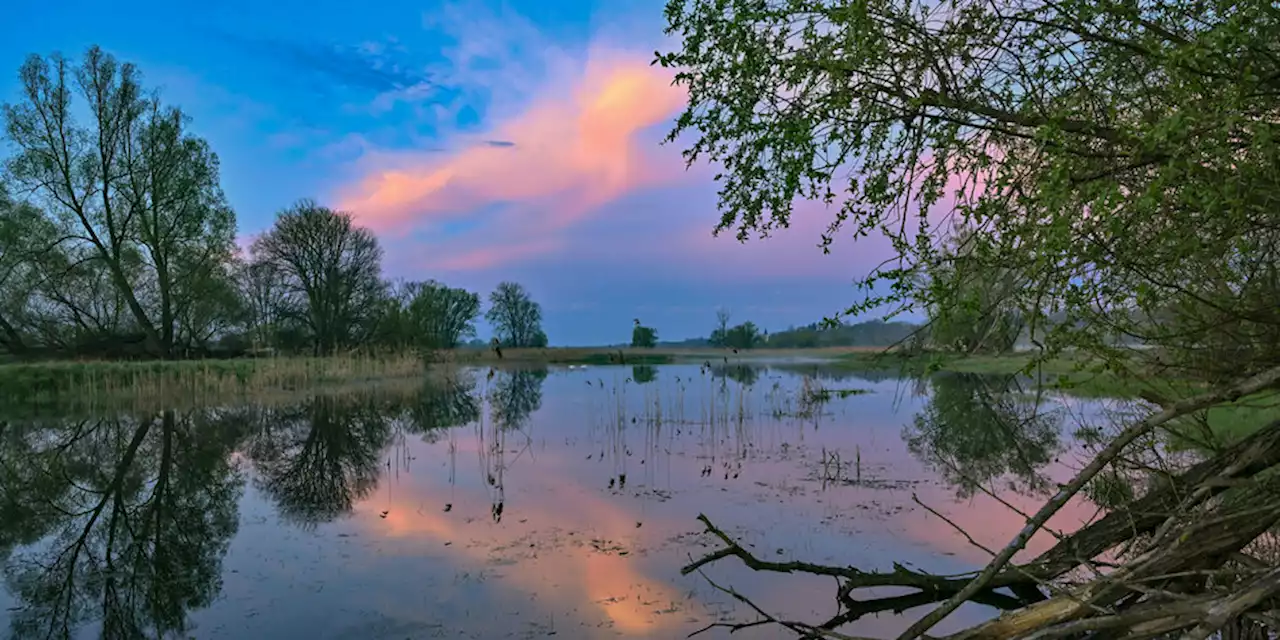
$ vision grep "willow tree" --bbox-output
[2,46,237,357]
[657,0,1279,382]
[659,0,1280,637]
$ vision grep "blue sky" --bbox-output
[1,0,908,345]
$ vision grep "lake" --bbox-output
[0,362,1120,639]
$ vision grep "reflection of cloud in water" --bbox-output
[366,430,685,635]
[338,363,1105,636]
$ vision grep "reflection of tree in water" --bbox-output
[712,363,761,386]
[0,410,245,638]
[406,374,482,441]
[489,367,548,430]
[905,373,1064,499]
[632,365,658,384]
[773,363,902,385]
[248,395,394,527]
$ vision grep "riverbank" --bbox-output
[833,351,1279,445]
[0,346,883,410]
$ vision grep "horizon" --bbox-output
[1,0,926,346]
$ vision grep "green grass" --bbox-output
[835,351,1160,397]
[1164,392,1280,449]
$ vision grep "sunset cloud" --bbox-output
[335,47,688,246]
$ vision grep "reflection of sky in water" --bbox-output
[0,363,1109,639]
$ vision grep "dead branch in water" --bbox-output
[682,364,1280,640]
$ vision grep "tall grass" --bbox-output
[0,353,426,410]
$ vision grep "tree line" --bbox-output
[0,46,549,360]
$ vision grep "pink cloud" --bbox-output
[335,48,689,242]
[658,173,970,284]
[430,237,563,271]
[329,5,990,282]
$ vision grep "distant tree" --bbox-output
[368,278,416,352]
[406,281,481,350]
[766,320,919,349]
[708,308,732,347]
[724,322,762,350]
[631,318,658,348]
[250,200,384,355]
[485,282,545,348]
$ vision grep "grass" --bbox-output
[834,350,1163,398]
[0,354,427,411]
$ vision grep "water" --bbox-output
[0,362,1119,639]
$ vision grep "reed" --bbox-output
[0,353,427,411]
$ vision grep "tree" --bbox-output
[631,318,658,348]
[2,46,238,357]
[237,258,285,351]
[656,0,1279,378]
[724,322,761,350]
[0,184,57,355]
[708,308,732,347]
[250,200,384,355]
[926,225,1024,354]
[485,282,546,348]
[658,0,1280,637]
[406,281,481,351]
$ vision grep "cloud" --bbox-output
[208,30,436,95]
[321,1,973,323]
[336,49,687,240]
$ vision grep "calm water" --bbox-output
[0,362,1119,639]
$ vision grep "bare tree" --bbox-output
[484,282,546,348]
[250,200,384,355]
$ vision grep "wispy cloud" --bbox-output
[208,29,436,95]
[333,5,691,271]
[319,2,949,314]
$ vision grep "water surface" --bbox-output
[0,362,1117,639]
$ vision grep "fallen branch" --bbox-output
[682,513,1010,595]
[900,364,1280,640]
[688,568,878,640]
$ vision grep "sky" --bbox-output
[1,0,921,345]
